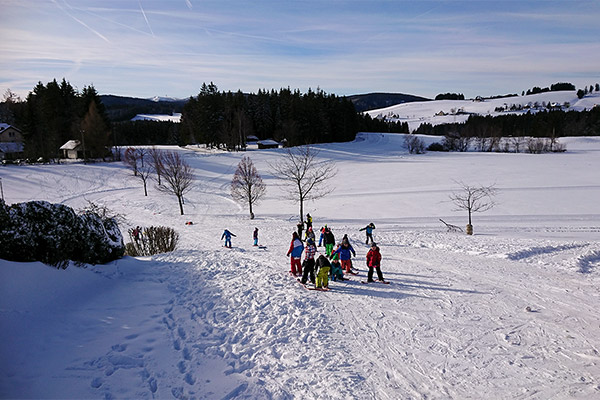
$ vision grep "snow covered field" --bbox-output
[1,132,600,399]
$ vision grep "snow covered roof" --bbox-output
[59,140,81,150]
[257,139,279,146]
[0,123,21,133]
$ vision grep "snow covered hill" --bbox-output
[1,134,600,399]
[365,92,600,132]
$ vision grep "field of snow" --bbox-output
[365,92,600,132]
[1,132,600,399]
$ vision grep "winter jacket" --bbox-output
[315,255,331,272]
[323,230,335,245]
[221,230,236,240]
[304,243,316,260]
[332,243,355,261]
[360,224,375,234]
[287,238,304,258]
[366,246,382,267]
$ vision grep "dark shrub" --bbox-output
[0,200,124,268]
[427,142,447,152]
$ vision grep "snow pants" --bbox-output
[341,259,352,273]
[367,266,384,282]
[290,257,302,275]
[325,244,334,257]
[316,266,330,288]
[225,238,232,248]
[365,233,373,244]
[300,258,316,284]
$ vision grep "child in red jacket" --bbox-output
[366,242,385,282]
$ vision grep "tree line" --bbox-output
[2,80,411,159]
[4,79,111,161]
[178,82,405,149]
[415,107,600,142]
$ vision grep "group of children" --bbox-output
[287,217,386,289]
[221,215,386,289]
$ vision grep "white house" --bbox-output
[59,140,83,159]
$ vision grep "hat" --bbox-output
[371,242,377,247]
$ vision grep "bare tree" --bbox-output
[148,146,165,185]
[270,145,336,224]
[123,147,141,176]
[157,151,194,215]
[231,156,266,219]
[449,182,497,235]
[137,160,152,196]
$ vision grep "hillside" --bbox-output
[347,92,430,112]
[100,95,187,122]
[1,133,600,398]
[365,91,600,132]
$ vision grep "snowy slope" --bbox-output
[365,92,600,132]
[1,134,600,399]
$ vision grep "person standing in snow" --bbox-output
[296,221,304,240]
[315,254,331,289]
[366,242,385,282]
[253,228,259,246]
[300,237,317,285]
[318,226,326,247]
[305,226,315,243]
[359,223,376,245]
[305,213,313,230]
[287,231,304,276]
[221,229,236,248]
[323,227,335,257]
[332,238,356,274]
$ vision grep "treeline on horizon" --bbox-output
[1,79,599,161]
[414,107,600,138]
[176,82,408,149]
[1,80,408,159]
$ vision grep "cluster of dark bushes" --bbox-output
[0,200,124,268]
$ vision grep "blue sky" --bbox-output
[1,0,599,100]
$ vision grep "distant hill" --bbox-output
[100,95,188,122]
[347,92,431,112]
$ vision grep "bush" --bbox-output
[427,142,446,152]
[0,200,124,268]
[125,226,179,256]
[404,134,426,154]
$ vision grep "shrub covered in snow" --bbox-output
[0,200,124,268]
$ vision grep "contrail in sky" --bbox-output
[51,0,110,42]
[138,0,155,36]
